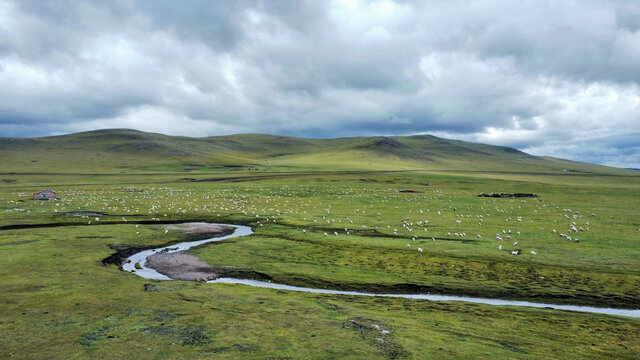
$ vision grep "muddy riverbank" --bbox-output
[146,252,221,281]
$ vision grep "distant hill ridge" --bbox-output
[0,129,632,174]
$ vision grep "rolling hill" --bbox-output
[0,129,633,175]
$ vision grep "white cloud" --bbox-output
[0,0,639,167]
[66,106,239,137]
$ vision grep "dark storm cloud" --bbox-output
[0,0,638,167]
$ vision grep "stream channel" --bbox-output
[122,223,640,318]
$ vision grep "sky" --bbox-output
[0,0,639,168]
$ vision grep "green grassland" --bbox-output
[1,129,633,174]
[1,130,639,359]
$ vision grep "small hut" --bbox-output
[33,189,56,200]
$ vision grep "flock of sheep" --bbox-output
[5,184,594,261]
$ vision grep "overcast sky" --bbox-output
[1,0,639,167]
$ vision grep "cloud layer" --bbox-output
[1,0,639,167]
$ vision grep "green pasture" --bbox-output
[1,130,639,358]
[1,169,639,359]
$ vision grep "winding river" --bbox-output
[123,223,640,318]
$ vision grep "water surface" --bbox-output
[123,223,640,318]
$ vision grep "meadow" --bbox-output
[1,131,640,359]
[1,168,640,359]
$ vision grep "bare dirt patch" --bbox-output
[478,193,538,198]
[144,223,236,281]
[163,223,235,236]
[146,252,220,281]
[58,211,108,217]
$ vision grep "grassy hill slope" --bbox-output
[0,129,633,175]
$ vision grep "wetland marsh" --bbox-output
[2,169,640,359]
